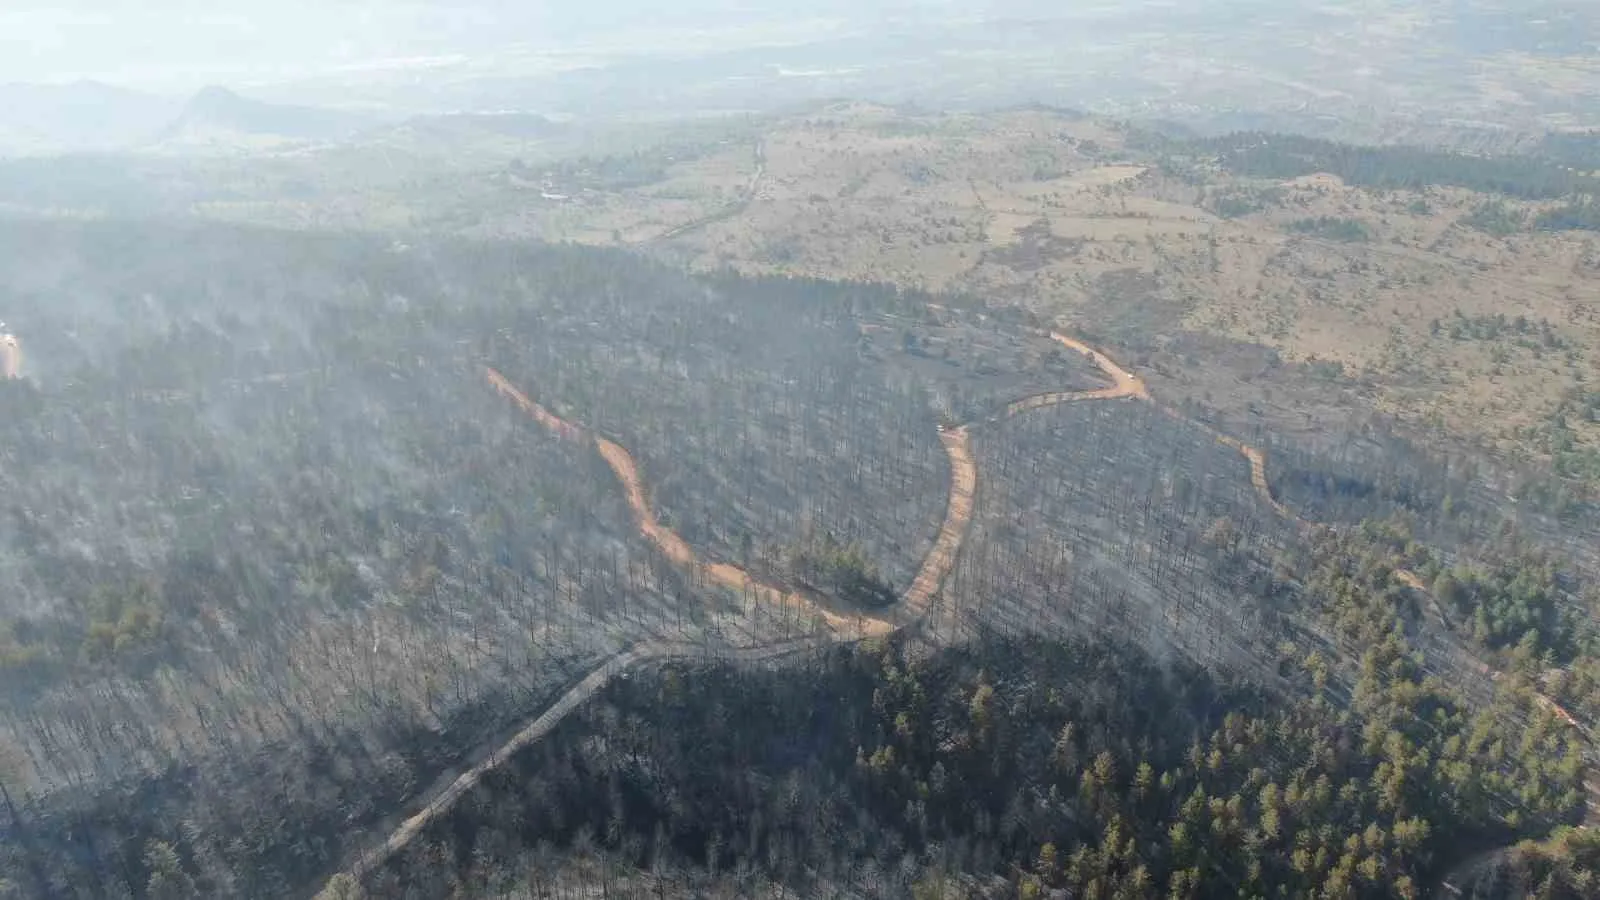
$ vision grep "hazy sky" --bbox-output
[2,1,1286,94]
[0,0,949,92]
[2,3,533,89]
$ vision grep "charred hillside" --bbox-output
[0,218,1597,899]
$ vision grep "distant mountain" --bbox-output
[0,81,180,154]
[154,86,383,150]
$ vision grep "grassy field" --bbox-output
[450,103,1600,484]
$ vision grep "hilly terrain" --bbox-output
[151,87,385,153]
[2,49,1600,900]
[96,100,1600,493]
[365,103,1600,513]
[0,201,1597,897]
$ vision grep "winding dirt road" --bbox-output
[1036,331,1293,521]
[328,367,975,891]
[1177,413,1295,520]
[325,340,1138,892]
[595,430,893,635]
[902,426,975,621]
[322,328,1234,893]
[329,326,1590,895]
[1406,561,1599,900]
[1041,330,1600,869]
[487,366,978,636]
[1003,333,1148,414]
[484,369,583,442]
[1044,332,1150,402]
[486,367,914,635]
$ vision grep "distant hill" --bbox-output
[153,86,383,150]
[0,81,180,154]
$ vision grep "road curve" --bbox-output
[1036,330,1294,520]
[1036,331,1292,520]
[326,366,975,891]
[330,325,1587,896]
[325,329,1236,894]
[1034,330,1600,871]
[900,426,975,621]
[591,432,896,635]
[1160,408,1296,521]
[1003,332,1147,415]
[1045,332,1150,402]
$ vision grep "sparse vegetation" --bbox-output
[1534,387,1600,482]
[1288,215,1371,242]
[1537,198,1600,232]
[1460,200,1526,236]
[787,531,897,608]
[1196,132,1600,199]
[1208,186,1282,218]
[1434,310,1567,349]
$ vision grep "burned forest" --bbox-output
[0,213,1597,900]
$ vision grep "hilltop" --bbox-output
[151,86,383,152]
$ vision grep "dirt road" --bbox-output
[326,368,977,893]
[1028,332,1600,827]
[654,140,766,243]
[1036,331,1293,520]
[491,365,879,632]
[1168,411,1295,520]
[898,426,976,622]
[1048,328,1600,882]
[333,327,1584,895]
[486,368,584,442]
[1385,539,1597,890]
[1045,332,1150,401]
[1002,333,1148,414]
[594,432,892,635]
[346,635,826,882]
